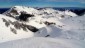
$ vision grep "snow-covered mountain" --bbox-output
[3,6,77,19]
[0,6,85,48]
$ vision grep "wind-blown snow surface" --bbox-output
[0,37,85,48]
[0,6,85,48]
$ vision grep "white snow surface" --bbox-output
[0,6,85,48]
[0,37,85,48]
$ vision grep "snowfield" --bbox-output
[0,37,85,48]
[0,6,85,48]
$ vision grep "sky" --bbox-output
[0,0,85,8]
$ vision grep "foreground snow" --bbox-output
[0,37,85,48]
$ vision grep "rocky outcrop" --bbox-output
[17,12,34,21]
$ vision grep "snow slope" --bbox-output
[0,37,85,48]
[0,14,35,43]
